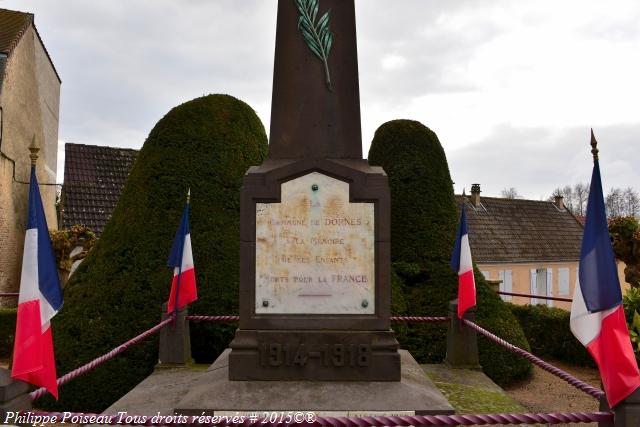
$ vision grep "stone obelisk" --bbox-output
[229,0,399,381]
[268,0,362,159]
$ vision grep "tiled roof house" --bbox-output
[458,184,584,309]
[1,8,60,299]
[61,143,138,235]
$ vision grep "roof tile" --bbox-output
[457,195,584,263]
[0,8,32,54]
[62,143,138,235]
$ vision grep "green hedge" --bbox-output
[393,263,533,384]
[0,308,16,359]
[369,120,532,385]
[508,304,594,367]
[43,94,268,412]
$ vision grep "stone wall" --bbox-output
[0,25,60,302]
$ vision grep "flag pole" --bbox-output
[570,128,640,408]
[172,188,190,320]
[29,135,39,167]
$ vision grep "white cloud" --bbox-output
[381,54,407,71]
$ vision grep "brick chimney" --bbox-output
[554,194,564,210]
[471,183,481,207]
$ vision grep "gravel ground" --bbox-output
[503,360,602,426]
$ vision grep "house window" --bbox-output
[481,271,490,280]
[530,268,553,307]
[498,270,512,301]
[558,268,570,296]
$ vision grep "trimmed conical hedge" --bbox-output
[368,119,531,385]
[43,94,268,411]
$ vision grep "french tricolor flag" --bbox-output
[166,191,197,314]
[450,205,476,319]
[570,131,640,408]
[11,167,63,399]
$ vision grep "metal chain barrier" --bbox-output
[29,317,174,401]
[27,410,614,426]
[495,291,572,303]
[462,318,605,400]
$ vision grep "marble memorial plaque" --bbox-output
[255,172,374,314]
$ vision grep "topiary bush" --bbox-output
[368,119,531,385]
[43,94,268,412]
[508,304,594,367]
[610,216,640,288]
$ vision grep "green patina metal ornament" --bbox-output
[294,0,334,90]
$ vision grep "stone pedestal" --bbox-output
[0,368,31,418]
[177,349,452,415]
[229,159,399,381]
[599,387,640,427]
[158,305,191,367]
[230,329,399,381]
[445,300,481,369]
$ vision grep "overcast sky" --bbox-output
[2,0,639,199]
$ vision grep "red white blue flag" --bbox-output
[450,205,476,319]
[570,131,640,407]
[12,167,63,399]
[167,193,197,314]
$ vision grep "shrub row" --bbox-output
[508,304,594,367]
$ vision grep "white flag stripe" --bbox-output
[173,234,194,276]
[182,234,194,270]
[18,229,40,304]
[39,292,58,330]
[18,229,58,331]
[459,234,473,273]
[570,279,616,346]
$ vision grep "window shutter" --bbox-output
[530,269,537,305]
[505,270,513,297]
[558,268,570,296]
[546,268,553,307]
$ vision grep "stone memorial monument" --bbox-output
[228,0,399,382]
[176,0,453,414]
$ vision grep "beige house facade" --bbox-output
[480,261,631,311]
[0,8,60,301]
[479,261,579,311]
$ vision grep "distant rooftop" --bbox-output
[0,8,61,86]
[0,8,32,55]
[456,194,584,263]
[62,143,138,235]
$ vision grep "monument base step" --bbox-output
[174,349,453,415]
[102,349,455,416]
